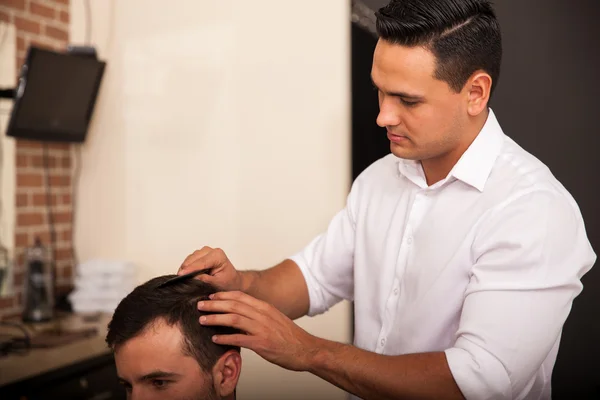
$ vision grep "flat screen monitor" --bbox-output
[5,46,106,143]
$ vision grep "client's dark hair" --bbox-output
[376,0,502,96]
[106,275,240,371]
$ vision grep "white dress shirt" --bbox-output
[290,109,596,400]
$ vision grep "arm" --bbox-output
[444,190,596,399]
[241,259,309,320]
[202,290,464,400]
[308,341,464,400]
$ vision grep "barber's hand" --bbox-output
[179,247,244,292]
[197,291,319,372]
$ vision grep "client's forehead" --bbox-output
[117,319,186,365]
[114,318,203,381]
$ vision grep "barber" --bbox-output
[179,1,596,399]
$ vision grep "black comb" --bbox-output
[157,269,210,288]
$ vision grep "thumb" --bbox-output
[197,273,219,286]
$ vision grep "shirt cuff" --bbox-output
[444,340,512,400]
[288,253,339,317]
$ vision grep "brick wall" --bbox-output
[0,0,73,319]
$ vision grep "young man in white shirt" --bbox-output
[179,0,596,398]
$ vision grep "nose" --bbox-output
[376,96,401,128]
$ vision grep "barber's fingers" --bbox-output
[211,333,255,349]
[198,297,263,321]
[179,246,229,275]
[198,302,261,335]
[180,246,214,270]
[208,290,272,314]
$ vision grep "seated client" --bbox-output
[106,275,242,400]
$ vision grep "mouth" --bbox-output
[387,131,408,144]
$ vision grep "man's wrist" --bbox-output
[305,336,336,375]
[240,270,259,294]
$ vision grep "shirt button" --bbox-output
[381,338,386,346]
[393,288,399,295]
[406,237,413,245]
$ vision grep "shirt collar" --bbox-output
[397,108,505,192]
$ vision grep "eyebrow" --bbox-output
[119,371,183,385]
[370,76,424,100]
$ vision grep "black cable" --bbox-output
[0,321,31,355]
[71,145,81,269]
[42,144,57,306]
[84,0,92,45]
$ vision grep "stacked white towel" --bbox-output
[68,259,138,314]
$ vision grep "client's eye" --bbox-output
[152,379,169,389]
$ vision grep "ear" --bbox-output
[211,350,242,398]
[466,71,492,116]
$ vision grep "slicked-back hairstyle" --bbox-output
[376,0,502,96]
[106,275,240,372]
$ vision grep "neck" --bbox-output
[421,110,488,186]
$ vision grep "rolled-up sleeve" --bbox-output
[445,190,596,400]
[288,181,360,317]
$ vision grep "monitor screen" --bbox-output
[6,47,106,143]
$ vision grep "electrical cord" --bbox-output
[0,321,31,356]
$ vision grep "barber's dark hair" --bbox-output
[376,0,502,96]
[106,275,240,372]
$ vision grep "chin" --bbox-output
[390,144,420,160]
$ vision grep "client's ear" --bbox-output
[212,350,242,398]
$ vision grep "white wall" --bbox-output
[0,22,16,296]
[70,1,352,399]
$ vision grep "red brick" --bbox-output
[0,10,11,23]
[0,296,14,309]
[17,212,44,226]
[48,143,69,151]
[30,1,56,19]
[32,193,58,206]
[16,36,26,53]
[17,173,43,187]
[50,175,70,187]
[16,252,25,267]
[60,229,72,241]
[15,233,29,247]
[54,211,71,223]
[17,140,42,150]
[14,272,25,287]
[16,154,28,167]
[14,16,41,35]
[44,25,68,41]
[59,10,69,23]
[16,193,28,207]
[34,231,51,244]
[61,156,71,168]
[3,0,26,11]
[31,154,58,167]
[55,248,72,261]
[59,265,73,279]
[61,193,71,205]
